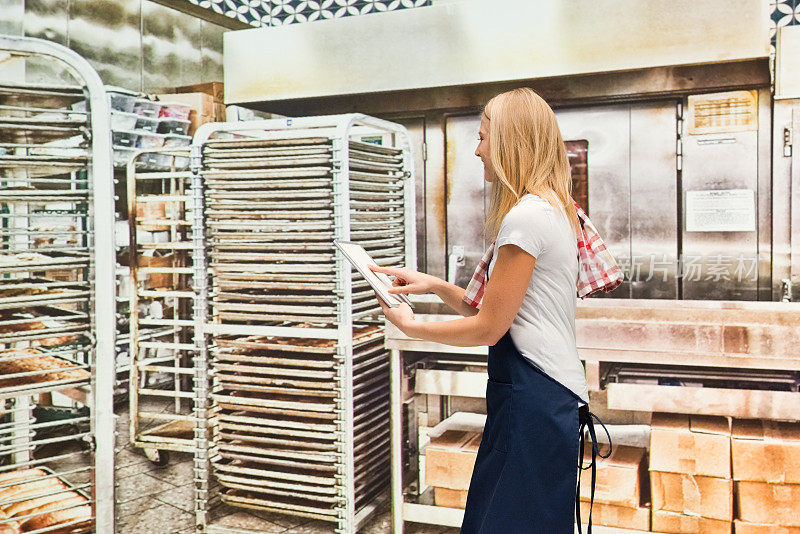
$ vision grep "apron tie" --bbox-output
[575,404,612,534]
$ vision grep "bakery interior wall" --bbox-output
[0,0,226,93]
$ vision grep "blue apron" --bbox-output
[460,331,610,534]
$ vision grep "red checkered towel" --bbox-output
[463,202,622,309]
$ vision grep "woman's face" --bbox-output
[475,116,495,183]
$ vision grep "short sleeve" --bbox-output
[495,201,551,259]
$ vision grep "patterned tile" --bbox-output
[188,0,431,28]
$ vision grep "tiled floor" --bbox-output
[115,402,457,534]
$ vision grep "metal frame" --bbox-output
[127,148,197,463]
[190,114,416,533]
[0,34,116,532]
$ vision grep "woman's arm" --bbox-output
[379,244,535,347]
[368,265,478,317]
[428,279,479,317]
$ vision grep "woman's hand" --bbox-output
[368,265,437,295]
[376,295,415,332]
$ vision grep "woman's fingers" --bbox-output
[388,283,421,294]
[369,265,402,276]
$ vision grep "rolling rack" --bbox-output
[127,148,196,466]
[0,35,116,532]
[190,115,416,533]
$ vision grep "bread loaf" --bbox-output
[0,470,45,488]
[22,503,91,533]
[0,351,90,388]
[0,508,19,534]
[4,490,80,517]
[18,494,86,529]
[0,478,64,510]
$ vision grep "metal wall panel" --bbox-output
[756,88,773,301]
[68,0,143,89]
[555,106,631,298]
[772,99,795,300]
[142,0,203,91]
[629,101,679,299]
[425,113,447,280]
[395,117,427,272]
[224,0,769,105]
[0,0,24,36]
[793,105,800,295]
[681,96,760,301]
[200,20,225,83]
[22,0,70,83]
[444,114,487,288]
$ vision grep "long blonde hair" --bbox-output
[483,88,580,240]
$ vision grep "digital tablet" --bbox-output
[334,240,413,309]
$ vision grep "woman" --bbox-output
[372,88,609,533]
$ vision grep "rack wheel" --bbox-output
[144,448,170,467]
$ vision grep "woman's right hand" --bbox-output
[369,265,437,295]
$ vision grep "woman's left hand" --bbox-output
[376,294,415,331]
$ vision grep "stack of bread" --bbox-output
[578,445,650,531]
[0,468,91,533]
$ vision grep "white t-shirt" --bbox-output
[487,194,589,403]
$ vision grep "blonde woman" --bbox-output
[372,88,609,533]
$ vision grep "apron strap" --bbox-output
[575,404,612,534]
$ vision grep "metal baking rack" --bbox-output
[190,115,416,533]
[126,147,197,465]
[0,35,116,532]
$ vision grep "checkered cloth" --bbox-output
[463,202,623,309]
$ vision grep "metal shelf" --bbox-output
[191,115,416,533]
[0,34,116,533]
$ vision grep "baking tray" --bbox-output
[216,421,336,443]
[0,307,89,344]
[348,139,402,156]
[0,279,89,310]
[215,401,337,421]
[205,178,331,191]
[215,472,338,498]
[207,219,334,232]
[202,167,333,180]
[214,441,338,464]
[212,391,336,414]
[207,188,332,201]
[214,326,381,354]
[0,348,90,399]
[204,137,331,150]
[0,83,85,109]
[348,170,403,184]
[220,490,339,521]
[0,465,93,534]
[203,145,332,159]
[348,159,403,174]
[213,459,336,487]
[348,148,403,165]
[203,155,333,170]
[0,252,89,273]
[0,124,86,145]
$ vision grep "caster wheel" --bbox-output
[144,448,170,467]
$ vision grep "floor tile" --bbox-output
[117,494,162,518]
[214,511,285,532]
[117,472,178,503]
[155,483,195,513]
[118,502,193,534]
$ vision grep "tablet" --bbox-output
[334,240,413,309]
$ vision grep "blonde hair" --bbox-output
[483,88,580,240]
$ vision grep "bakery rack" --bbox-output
[190,115,416,533]
[0,35,116,532]
[127,148,195,465]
